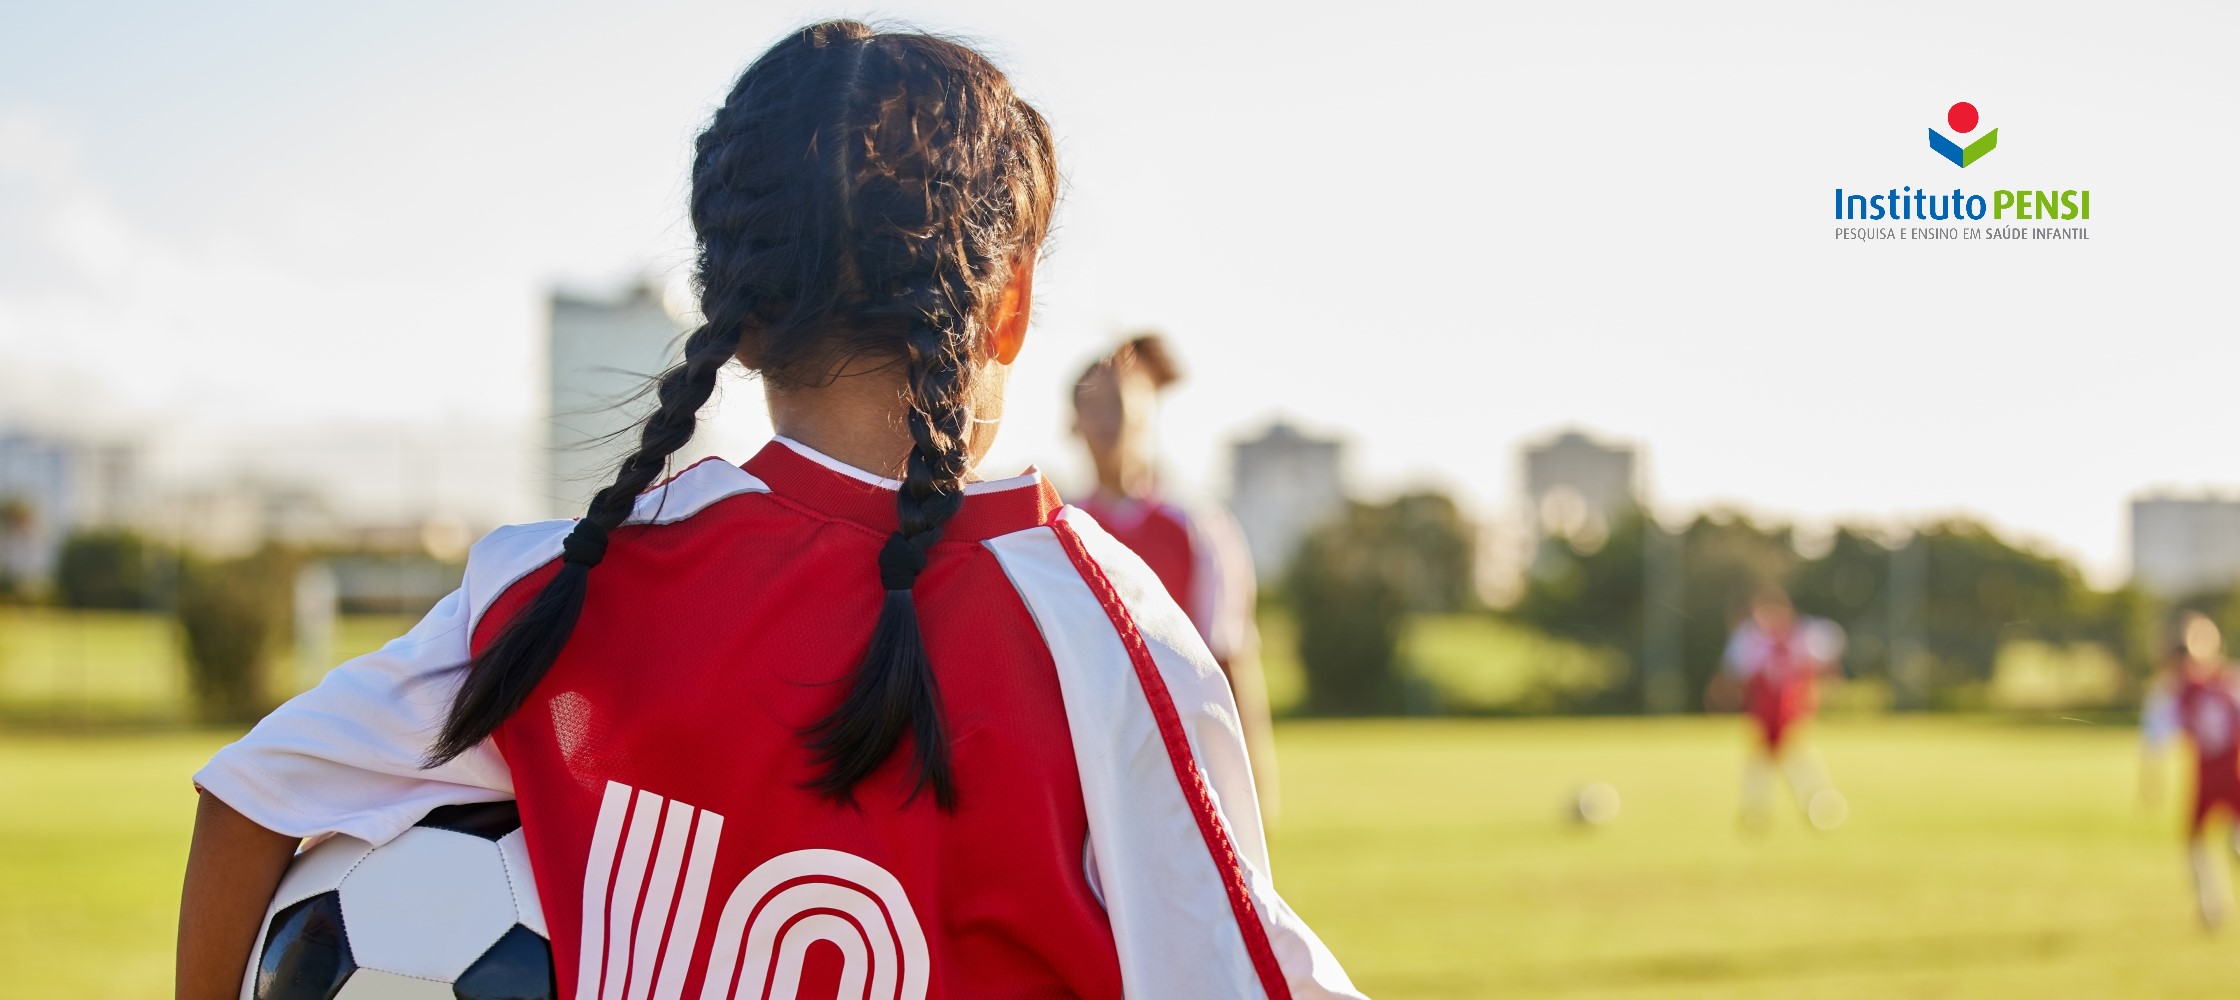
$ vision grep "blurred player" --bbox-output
[2140,612,2240,928]
[1708,586,1848,830]
[1072,333,1278,814]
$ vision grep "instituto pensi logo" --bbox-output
[1833,100,2089,241]
[1928,101,1997,168]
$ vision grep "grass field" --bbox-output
[0,608,416,724]
[3,716,2233,998]
[0,607,1628,725]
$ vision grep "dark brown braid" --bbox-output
[430,20,1058,813]
[428,317,741,765]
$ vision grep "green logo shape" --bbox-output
[1928,127,1998,168]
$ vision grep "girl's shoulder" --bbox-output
[460,457,773,628]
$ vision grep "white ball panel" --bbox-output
[339,828,517,981]
[331,968,456,1000]
[271,833,373,911]
[497,828,547,938]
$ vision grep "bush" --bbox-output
[0,495,33,604]
[56,529,160,610]
[175,549,295,723]
[1288,505,1410,714]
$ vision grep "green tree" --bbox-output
[1672,513,1796,706]
[1790,527,1897,682]
[1380,492,1478,613]
[1796,519,2147,707]
[175,547,297,723]
[55,529,158,609]
[1510,510,1792,711]
[1505,507,2149,714]
[1902,520,2112,703]
[1286,492,1474,714]
[0,495,33,602]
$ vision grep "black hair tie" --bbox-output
[879,532,928,591]
[561,519,610,567]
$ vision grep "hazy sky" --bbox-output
[1,0,2234,582]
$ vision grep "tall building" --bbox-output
[2131,494,2240,597]
[1521,428,1639,543]
[1229,421,1347,576]
[0,431,138,585]
[546,282,687,519]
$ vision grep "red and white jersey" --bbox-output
[1072,491,1259,664]
[1722,617,1843,741]
[1721,617,1845,685]
[196,438,1361,1000]
[2144,669,2240,770]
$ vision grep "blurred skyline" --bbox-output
[2,0,2236,584]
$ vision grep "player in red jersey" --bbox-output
[1708,587,1848,831]
[177,22,1361,1000]
[2141,612,2240,927]
[1070,333,1278,814]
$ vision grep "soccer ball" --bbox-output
[1569,782,1621,826]
[243,801,554,1000]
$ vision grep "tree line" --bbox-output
[1284,495,2189,716]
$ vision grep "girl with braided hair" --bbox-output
[177,21,1361,1000]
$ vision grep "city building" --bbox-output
[1520,428,1640,546]
[2131,493,2240,597]
[546,281,689,518]
[1228,421,1348,576]
[0,430,139,586]
[152,480,339,557]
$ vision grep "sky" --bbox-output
[1,0,2235,583]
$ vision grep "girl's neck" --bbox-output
[1092,454,1154,500]
[766,376,996,483]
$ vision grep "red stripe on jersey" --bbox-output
[1074,494,1197,616]
[1051,518,1293,1000]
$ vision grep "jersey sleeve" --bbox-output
[986,510,1366,999]
[192,519,573,846]
[2142,683,2181,750]
[1185,502,1261,663]
[1721,624,1759,679]
[1800,618,1847,672]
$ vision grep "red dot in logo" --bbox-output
[1947,102,1979,134]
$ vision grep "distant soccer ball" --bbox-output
[243,802,553,1000]
[1570,782,1621,826]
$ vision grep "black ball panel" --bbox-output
[414,801,522,841]
[451,924,556,1000]
[256,890,356,1000]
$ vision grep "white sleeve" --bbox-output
[987,512,1366,999]
[1186,502,1261,663]
[1721,625,1758,678]
[193,519,572,846]
[2143,685,2181,750]
[1802,618,1847,670]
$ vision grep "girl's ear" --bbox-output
[984,254,1035,365]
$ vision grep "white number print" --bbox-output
[578,781,929,1000]
[698,848,929,1000]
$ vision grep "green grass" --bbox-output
[0,609,415,723]
[0,730,230,996]
[1275,716,2224,998]
[4,717,2233,997]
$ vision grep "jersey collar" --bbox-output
[744,437,1061,543]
